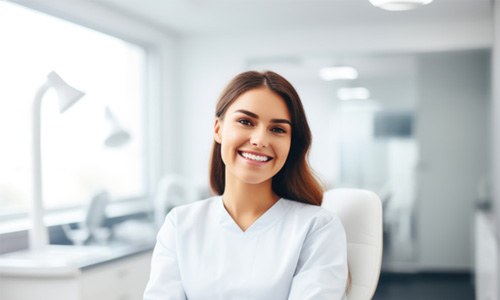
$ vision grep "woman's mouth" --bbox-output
[238,151,273,162]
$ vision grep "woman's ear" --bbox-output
[214,119,222,143]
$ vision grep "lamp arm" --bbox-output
[30,81,51,251]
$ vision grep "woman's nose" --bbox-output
[250,128,269,148]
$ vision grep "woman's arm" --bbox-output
[288,213,348,300]
[144,210,187,300]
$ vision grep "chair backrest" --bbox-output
[322,188,383,300]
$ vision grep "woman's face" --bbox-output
[214,87,292,187]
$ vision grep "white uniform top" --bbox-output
[144,196,348,300]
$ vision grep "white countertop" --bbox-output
[0,242,154,278]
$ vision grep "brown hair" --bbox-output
[209,70,324,206]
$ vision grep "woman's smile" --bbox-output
[238,150,273,164]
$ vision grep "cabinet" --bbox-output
[474,213,499,300]
[0,251,152,300]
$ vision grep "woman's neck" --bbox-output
[221,178,279,229]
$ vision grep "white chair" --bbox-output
[322,188,383,300]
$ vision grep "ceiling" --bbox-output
[90,0,492,36]
[83,0,491,103]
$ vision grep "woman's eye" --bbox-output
[238,119,252,126]
[271,127,286,134]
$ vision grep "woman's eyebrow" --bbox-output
[234,109,292,126]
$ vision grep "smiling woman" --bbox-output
[144,71,348,300]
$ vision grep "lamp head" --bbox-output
[105,130,131,147]
[104,106,131,147]
[47,71,85,113]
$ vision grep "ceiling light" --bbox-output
[368,0,433,11]
[319,66,358,81]
[337,87,370,101]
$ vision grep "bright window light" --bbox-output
[319,66,359,81]
[337,87,371,101]
[0,2,147,215]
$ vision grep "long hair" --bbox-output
[209,71,324,206]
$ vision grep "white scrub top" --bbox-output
[144,196,348,300]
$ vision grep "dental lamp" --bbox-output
[104,106,130,147]
[30,71,85,251]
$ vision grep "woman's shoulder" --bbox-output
[156,197,221,236]
[170,196,220,216]
[281,198,343,230]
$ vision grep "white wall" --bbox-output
[178,19,491,271]
[416,50,490,270]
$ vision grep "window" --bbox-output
[0,2,148,216]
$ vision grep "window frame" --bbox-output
[0,0,177,232]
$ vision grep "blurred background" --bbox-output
[0,0,498,299]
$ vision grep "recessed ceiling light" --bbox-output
[319,66,358,81]
[337,87,371,101]
[368,0,433,11]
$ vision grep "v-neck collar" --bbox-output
[217,196,286,235]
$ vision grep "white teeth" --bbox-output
[241,152,269,162]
